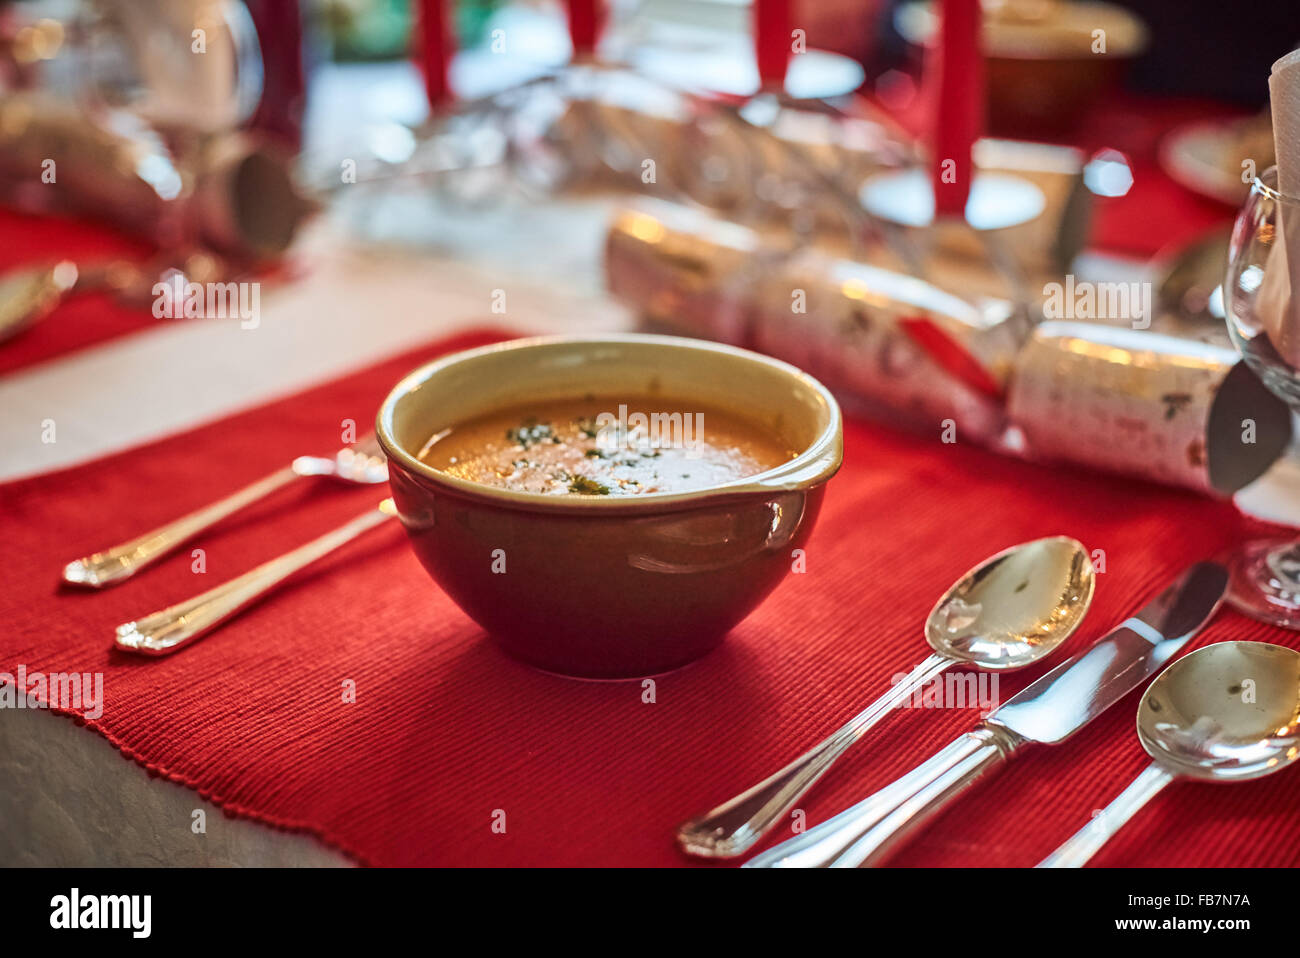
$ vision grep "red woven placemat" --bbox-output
[4,327,1298,866]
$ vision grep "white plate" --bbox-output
[1160,119,1259,206]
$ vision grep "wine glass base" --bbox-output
[1222,538,1300,629]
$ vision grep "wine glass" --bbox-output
[1223,165,1300,627]
[75,0,263,134]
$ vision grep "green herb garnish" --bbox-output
[506,418,556,449]
[568,476,611,495]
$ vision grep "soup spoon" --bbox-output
[1038,640,1300,867]
[677,535,1095,858]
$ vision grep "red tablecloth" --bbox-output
[4,329,1298,867]
[1075,96,1244,258]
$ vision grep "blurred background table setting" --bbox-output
[3,0,1300,872]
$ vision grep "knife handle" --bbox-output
[744,724,1021,868]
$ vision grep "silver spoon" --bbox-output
[0,261,79,344]
[677,535,1096,858]
[1039,640,1300,868]
[62,434,389,588]
[0,253,230,345]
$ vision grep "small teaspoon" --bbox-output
[677,535,1096,859]
[1038,640,1300,867]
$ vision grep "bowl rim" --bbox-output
[375,332,844,514]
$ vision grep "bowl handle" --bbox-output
[729,438,843,496]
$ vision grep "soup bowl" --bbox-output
[376,333,843,678]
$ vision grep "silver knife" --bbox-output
[744,561,1229,868]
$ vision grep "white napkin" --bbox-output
[1259,48,1300,365]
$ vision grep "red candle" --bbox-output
[753,0,793,91]
[567,0,604,60]
[416,0,453,111]
[930,0,983,218]
[245,0,306,150]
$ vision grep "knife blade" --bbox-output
[986,560,1229,744]
[744,561,1229,868]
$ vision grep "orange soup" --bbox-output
[419,398,796,496]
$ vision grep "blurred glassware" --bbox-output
[1222,166,1300,627]
[0,93,313,259]
[96,0,262,132]
[307,0,895,252]
[631,0,865,215]
[18,0,264,136]
[0,93,187,241]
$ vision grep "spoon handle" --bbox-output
[1036,762,1175,868]
[61,466,301,588]
[744,723,1022,867]
[113,502,397,656]
[678,653,953,858]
